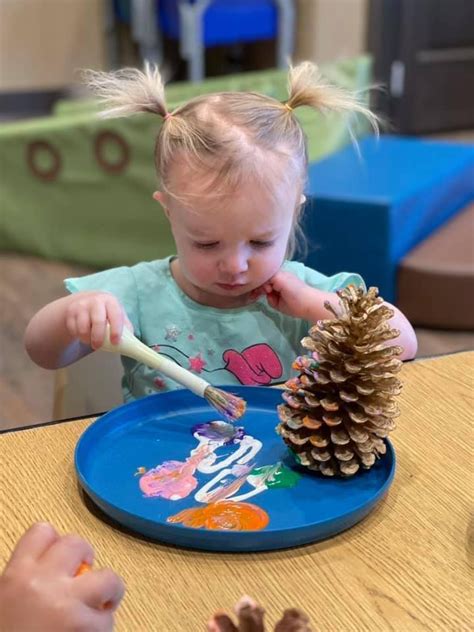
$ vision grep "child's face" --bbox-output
[155,175,300,308]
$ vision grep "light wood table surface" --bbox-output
[1,352,473,631]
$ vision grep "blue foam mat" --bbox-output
[303,135,474,301]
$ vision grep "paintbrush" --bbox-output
[100,325,246,422]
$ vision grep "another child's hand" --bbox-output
[256,271,314,319]
[65,291,133,349]
[0,522,125,632]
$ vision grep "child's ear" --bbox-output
[153,191,170,218]
[153,190,165,204]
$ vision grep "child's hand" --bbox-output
[0,522,125,632]
[65,291,133,349]
[257,271,315,319]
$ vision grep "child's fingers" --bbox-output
[75,568,125,612]
[266,291,279,309]
[41,534,94,576]
[66,313,79,338]
[76,311,91,340]
[207,614,238,632]
[124,314,134,334]
[105,298,125,345]
[249,287,264,301]
[6,522,59,568]
[90,301,107,350]
[69,606,116,632]
[268,270,296,291]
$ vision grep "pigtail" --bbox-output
[83,62,168,119]
[284,61,379,132]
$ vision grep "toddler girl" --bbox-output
[25,62,417,400]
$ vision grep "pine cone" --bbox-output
[277,286,403,477]
[207,596,313,631]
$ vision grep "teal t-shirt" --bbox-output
[65,257,364,401]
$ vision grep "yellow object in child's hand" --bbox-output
[75,561,92,576]
[75,562,113,610]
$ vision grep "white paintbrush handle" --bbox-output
[100,326,209,397]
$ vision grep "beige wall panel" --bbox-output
[0,0,106,91]
[295,0,368,64]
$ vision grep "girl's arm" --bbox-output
[24,292,131,370]
[262,271,418,361]
[299,290,417,361]
[380,302,418,360]
[25,295,93,369]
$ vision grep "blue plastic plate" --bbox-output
[75,386,395,552]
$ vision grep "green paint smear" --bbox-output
[291,450,303,465]
[249,462,301,489]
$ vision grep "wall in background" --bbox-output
[295,0,368,64]
[0,0,106,92]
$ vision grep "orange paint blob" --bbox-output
[167,501,269,531]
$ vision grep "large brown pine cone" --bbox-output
[277,286,403,477]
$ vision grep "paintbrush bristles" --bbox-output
[204,386,247,422]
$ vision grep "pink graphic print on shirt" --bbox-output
[222,344,283,385]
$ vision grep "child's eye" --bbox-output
[251,240,274,248]
[194,241,219,249]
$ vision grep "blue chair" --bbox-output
[159,0,294,81]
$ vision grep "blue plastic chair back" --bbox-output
[159,0,278,46]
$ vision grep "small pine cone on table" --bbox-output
[207,596,313,631]
[277,286,403,477]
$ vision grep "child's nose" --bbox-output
[221,250,249,275]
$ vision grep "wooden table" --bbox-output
[1,352,473,631]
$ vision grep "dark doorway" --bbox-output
[368,0,474,134]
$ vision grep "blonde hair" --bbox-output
[85,61,378,257]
